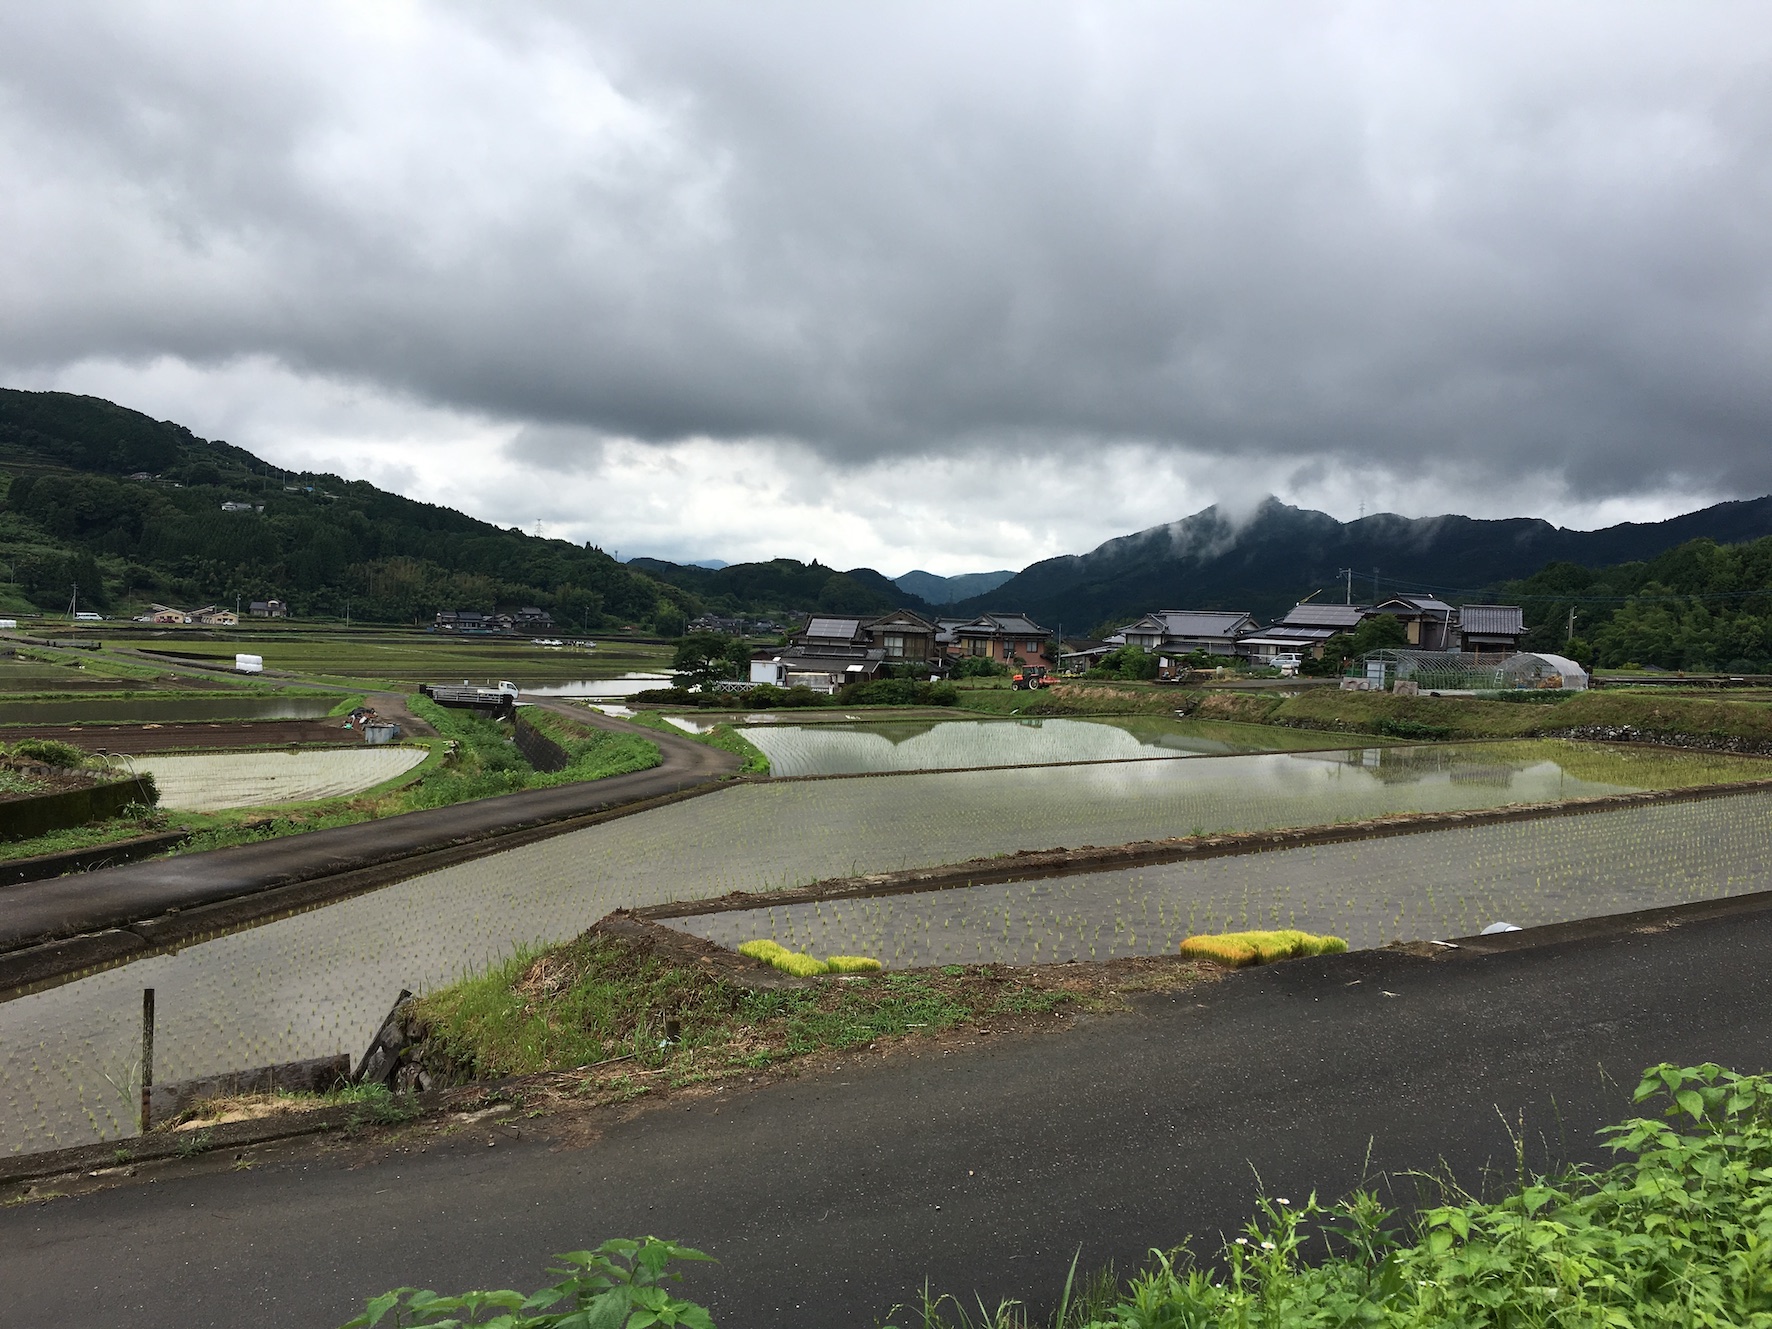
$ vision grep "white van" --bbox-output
[73,611,104,622]
[1273,653,1304,676]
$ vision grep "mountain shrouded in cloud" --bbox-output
[2,3,1770,569]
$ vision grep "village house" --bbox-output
[139,603,191,625]
[189,605,239,626]
[511,606,555,633]
[1237,602,1369,661]
[748,608,941,693]
[248,599,288,618]
[1455,605,1527,655]
[434,609,500,633]
[1371,595,1459,650]
[950,613,1053,668]
[1114,610,1258,660]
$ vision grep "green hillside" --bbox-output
[1500,536,1772,671]
[0,389,684,628]
[626,556,932,619]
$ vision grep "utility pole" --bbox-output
[1345,568,1353,605]
[1567,605,1578,642]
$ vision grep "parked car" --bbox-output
[1273,653,1303,676]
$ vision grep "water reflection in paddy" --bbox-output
[2,740,1764,1155]
[523,673,673,698]
[741,716,1356,775]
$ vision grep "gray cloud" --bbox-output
[2,1,1771,510]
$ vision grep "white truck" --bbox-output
[420,680,521,710]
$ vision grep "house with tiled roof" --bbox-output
[950,612,1053,668]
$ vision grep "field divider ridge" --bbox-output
[637,776,1772,921]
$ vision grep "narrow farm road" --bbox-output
[0,699,739,962]
[5,908,1771,1329]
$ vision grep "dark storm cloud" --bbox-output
[2,1,1770,502]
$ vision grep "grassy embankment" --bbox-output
[620,707,770,773]
[0,698,660,865]
[407,922,1215,1099]
[1190,685,1772,747]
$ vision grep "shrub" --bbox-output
[952,656,1009,679]
[1088,644,1160,681]
[1180,930,1348,967]
[826,955,883,973]
[9,738,89,768]
[342,1237,714,1329]
[837,677,960,707]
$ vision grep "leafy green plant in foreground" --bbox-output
[897,1061,1772,1328]
[341,1237,714,1328]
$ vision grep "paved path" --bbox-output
[0,701,738,955]
[5,908,1770,1329]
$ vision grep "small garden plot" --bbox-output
[135,746,427,811]
[741,715,1346,776]
[674,789,1772,966]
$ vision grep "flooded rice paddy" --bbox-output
[678,791,1772,965]
[1,739,1766,1154]
[524,673,674,698]
[740,716,1351,775]
[134,747,430,811]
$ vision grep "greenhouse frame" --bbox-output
[1359,649,1589,693]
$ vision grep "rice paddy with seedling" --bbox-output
[134,746,431,811]
[676,789,1772,968]
[1,738,1766,1155]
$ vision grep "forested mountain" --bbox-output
[893,569,1017,604]
[0,389,686,628]
[1502,536,1772,671]
[626,556,934,619]
[951,497,1772,632]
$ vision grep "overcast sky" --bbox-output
[3,3,1769,574]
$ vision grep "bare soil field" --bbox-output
[0,720,359,752]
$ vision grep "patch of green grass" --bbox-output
[516,707,662,788]
[623,708,769,773]
[0,812,178,863]
[409,931,1201,1086]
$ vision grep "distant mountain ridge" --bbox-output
[893,569,1017,605]
[951,496,1772,632]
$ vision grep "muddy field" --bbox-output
[0,720,361,752]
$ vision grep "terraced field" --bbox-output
[2,739,1766,1155]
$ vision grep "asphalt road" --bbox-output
[5,907,1769,1329]
[0,702,738,954]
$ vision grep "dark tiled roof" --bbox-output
[1459,605,1525,635]
[1277,603,1367,628]
[1152,610,1254,639]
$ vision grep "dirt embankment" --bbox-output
[1184,687,1772,749]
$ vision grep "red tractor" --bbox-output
[1011,666,1051,691]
